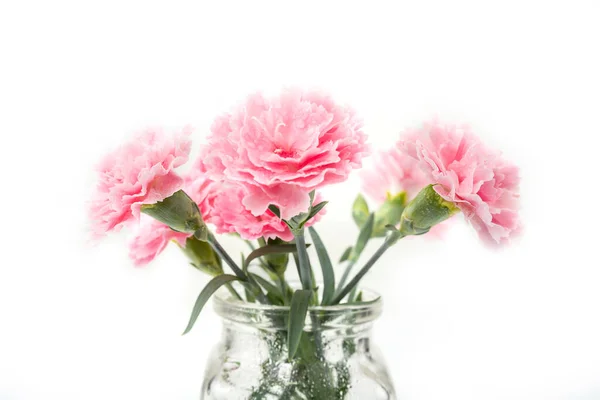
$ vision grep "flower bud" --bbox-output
[180,237,223,276]
[140,190,208,240]
[352,194,370,228]
[400,185,459,236]
[259,237,289,277]
[372,192,407,237]
[353,192,408,237]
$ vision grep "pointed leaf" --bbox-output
[304,201,328,224]
[250,273,283,300]
[309,190,316,204]
[268,204,281,218]
[244,244,301,271]
[308,227,335,305]
[350,213,374,261]
[182,274,240,335]
[287,289,312,360]
[339,246,353,263]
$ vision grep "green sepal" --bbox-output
[400,185,459,236]
[179,236,223,276]
[140,190,207,240]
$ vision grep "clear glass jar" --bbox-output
[201,288,396,400]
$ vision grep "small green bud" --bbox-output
[263,238,289,276]
[372,192,407,237]
[180,236,223,276]
[352,194,370,228]
[140,190,208,240]
[400,185,459,236]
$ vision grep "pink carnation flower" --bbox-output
[203,180,325,242]
[190,157,324,241]
[128,217,189,266]
[203,181,296,241]
[88,128,191,237]
[127,165,212,266]
[200,89,369,219]
[360,146,430,203]
[398,120,521,246]
[360,145,448,237]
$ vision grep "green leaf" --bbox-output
[182,274,240,335]
[309,190,316,204]
[355,291,363,302]
[268,204,281,218]
[287,289,312,360]
[140,190,207,238]
[250,273,283,300]
[244,244,301,271]
[303,201,328,225]
[308,227,335,305]
[350,213,374,261]
[352,194,370,228]
[339,246,353,263]
[241,254,258,303]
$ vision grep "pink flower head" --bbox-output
[199,89,369,219]
[127,163,212,266]
[88,127,191,237]
[203,181,296,241]
[201,179,325,242]
[360,146,430,203]
[128,217,189,266]
[398,120,521,246]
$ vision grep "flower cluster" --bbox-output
[89,89,361,265]
[88,88,522,369]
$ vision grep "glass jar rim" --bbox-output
[213,284,383,329]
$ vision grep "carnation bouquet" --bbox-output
[89,89,520,399]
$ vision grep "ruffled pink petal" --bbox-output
[128,217,189,267]
[88,127,191,237]
[195,88,368,219]
[399,120,521,246]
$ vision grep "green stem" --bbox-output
[331,233,404,305]
[277,274,292,305]
[208,233,268,304]
[336,259,357,294]
[207,233,246,280]
[292,228,324,356]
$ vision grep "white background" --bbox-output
[1,1,599,399]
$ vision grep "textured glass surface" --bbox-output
[201,289,395,400]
